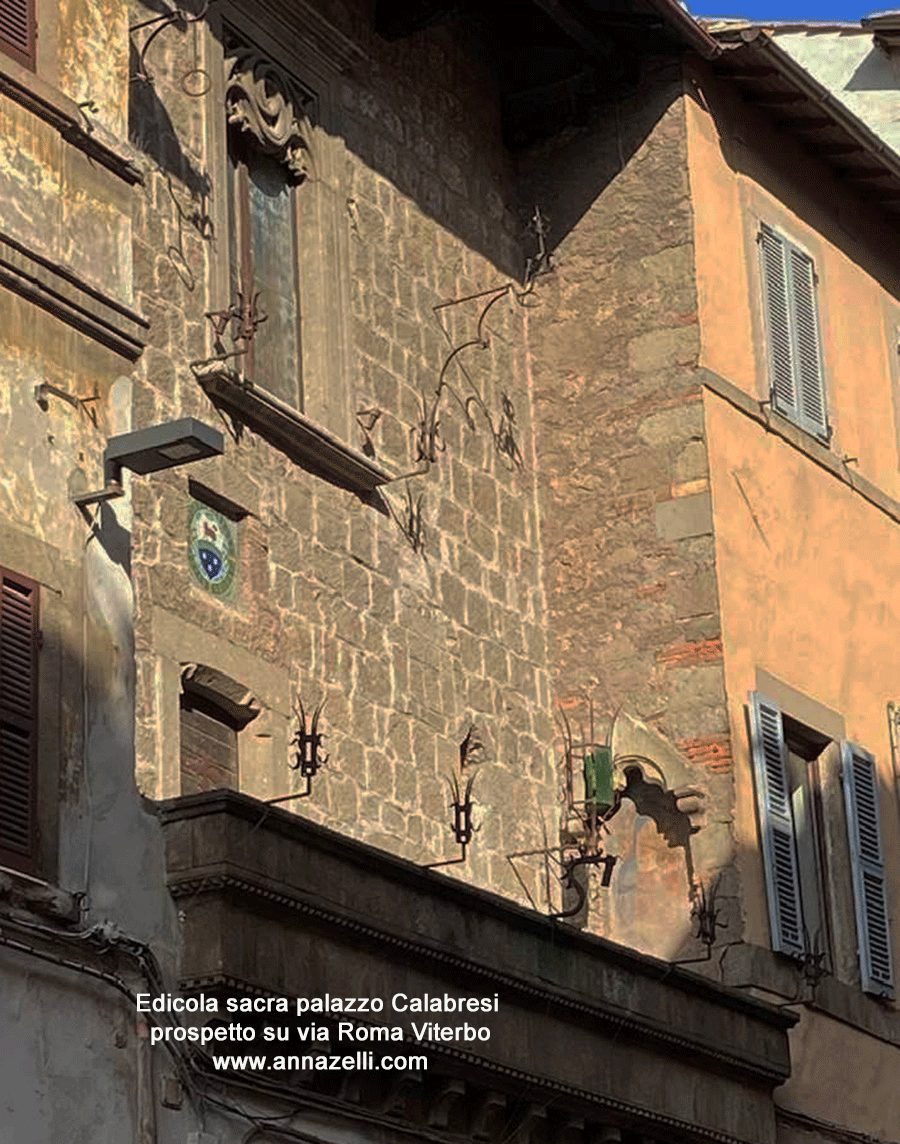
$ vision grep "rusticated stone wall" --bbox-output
[127,0,555,901]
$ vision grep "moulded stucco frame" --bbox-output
[0,48,141,185]
[205,3,357,445]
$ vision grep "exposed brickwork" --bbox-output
[522,64,729,743]
[656,637,724,667]
[520,62,736,946]
[676,734,734,773]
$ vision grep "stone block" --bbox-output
[655,492,713,541]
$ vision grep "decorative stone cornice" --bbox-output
[166,862,792,1087]
[181,963,764,1144]
[0,229,148,359]
[191,363,392,492]
[225,46,312,182]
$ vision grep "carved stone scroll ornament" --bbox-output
[224,47,312,182]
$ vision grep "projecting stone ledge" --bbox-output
[159,790,795,1144]
[192,363,393,494]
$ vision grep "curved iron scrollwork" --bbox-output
[225,47,312,182]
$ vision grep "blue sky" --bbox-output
[688,1,873,18]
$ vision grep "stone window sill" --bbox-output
[193,363,393,493]
[0,865,81,927]
[717,939,899,1048]
[0,53,142,185]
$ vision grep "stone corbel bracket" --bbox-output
[225,46,314,182]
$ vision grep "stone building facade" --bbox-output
[127,0,555,904]
[2,2,900,1144]
[525,15,900,1144]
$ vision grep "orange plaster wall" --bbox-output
[705,390,900,972]
[779,1008,900,1137]
[685,65,900,504]
[683,64,900,1131]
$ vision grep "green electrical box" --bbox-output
[583,745,614,807]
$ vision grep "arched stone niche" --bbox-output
[584,712,732,958]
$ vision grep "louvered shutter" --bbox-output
[0,567,38,871]
[759,225,799,424]
[842,743,894,996]
[0,0,36,70]
[750,692,805,957]
[758,224,828,441]
[788,245,828,439]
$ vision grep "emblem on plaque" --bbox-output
[188,502,237,597]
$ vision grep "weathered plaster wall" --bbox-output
[520,64,734,956]
[127,0,555,902]
[684,58,900,1144]
[0,8,180,1136]
[705,380,900,1137]
[0,90,133,303]
[707,392,900,970]
[0,948,139,1144]
[771,28,900,159]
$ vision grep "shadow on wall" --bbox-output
[687,73,900,301]
[580,696,899,1002]
[516,61,685,262]
[550,708,729,961]
[128,44,212,205]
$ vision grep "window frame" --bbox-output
[204,7,357,450]
[749,691,894,997]
[758,222,830,443]
[178,663,260,797]
[226,130,305,410]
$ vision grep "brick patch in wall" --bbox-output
[676,733,733,772]
[655,636,723,667]
[607,383,703,426]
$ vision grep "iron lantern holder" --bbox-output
[425,767,480,869]
[268,697,328,804]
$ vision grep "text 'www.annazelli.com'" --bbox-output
[210,1052,428,1072]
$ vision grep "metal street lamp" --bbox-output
[73,418,224,506]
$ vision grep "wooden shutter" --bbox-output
[0,0,36,70]
[841,743,894,996]
[750,692,805,957]
[759,225,799,424]
[789,245,828,439]
[758,224,828,441]
[0,567,39,871]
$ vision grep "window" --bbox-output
[179,664,259,795]
[758,223,828,441]
[0,0,36,71]
[842,741,895,996]
[750,692,894,997]
[180,689,240,795]
[0,566,38,872]
[224,40,310,410]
